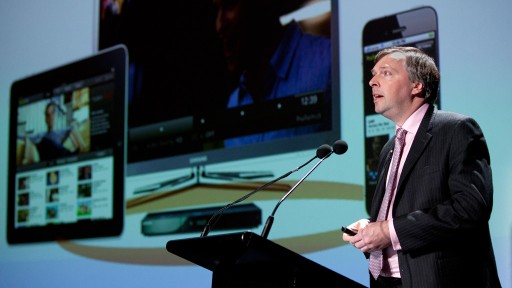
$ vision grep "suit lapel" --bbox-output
[394,105,436,202]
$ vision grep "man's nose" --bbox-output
[369,76,378,87]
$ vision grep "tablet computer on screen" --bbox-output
[7,45,128,244]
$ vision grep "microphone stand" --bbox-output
[200,144,333,237]
[260,151,334,239]
[200,155,317,237]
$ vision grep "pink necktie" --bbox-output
[369,128,407,280]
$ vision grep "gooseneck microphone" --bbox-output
[333,139,348,155]
[260,140,348,239]
[200,144,334,237]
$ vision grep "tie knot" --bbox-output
[396,128,407,141]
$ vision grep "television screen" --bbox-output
[98,0,340,185]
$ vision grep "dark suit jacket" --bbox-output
[370,105,501,287]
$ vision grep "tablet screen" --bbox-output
[7,45,127,244]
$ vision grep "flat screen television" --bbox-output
[98,0,340,189]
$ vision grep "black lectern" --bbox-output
[166,231,365,288]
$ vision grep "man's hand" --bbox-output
[343,220,391,253]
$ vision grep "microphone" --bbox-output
[332,139,348,155]
[315,143,333,158]
[200,143,333,237]
[260,140,348,239]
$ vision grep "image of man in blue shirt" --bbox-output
[213,0,332,146]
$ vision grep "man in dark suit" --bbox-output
[342,46,501,287]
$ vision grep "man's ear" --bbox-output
[411,81,424,97]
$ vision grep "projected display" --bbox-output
[2,2,510,288]
[99,0,339,180]
[7,45,127,244]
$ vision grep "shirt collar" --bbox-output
[399,103,429,135]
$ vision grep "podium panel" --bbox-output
[166,231,366,288]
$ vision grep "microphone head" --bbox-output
[316,144,332,158]
[332,140,348,155]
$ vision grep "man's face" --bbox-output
[45,104,55,130]
[369,53,416,122]
[213,0,243,73]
